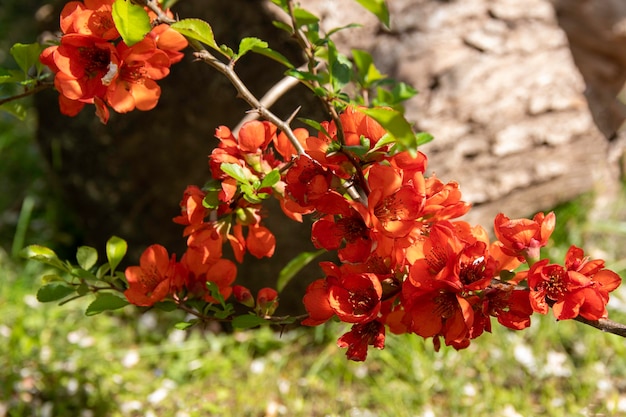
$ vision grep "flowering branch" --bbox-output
[193,49,306,155]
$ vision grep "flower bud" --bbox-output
[233,285,254,308]
[256,288,279,316]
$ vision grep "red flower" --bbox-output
[494,212,556,260]
[60,0,118,40]
[337,320,385,361]
[302,278,334,326]
[329,272,382,323]
[285,155,333,209]
[172,185,207,235]
[124,244,181,306]
[256,288,279,316]
[105,37,171,115]
[367,164,424,238]
[311,192,372,263]
[41,34,119,105]
[180,249,237,303]
[528,245,621,320]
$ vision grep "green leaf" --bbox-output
[293,7,320,26]
[20,245,68,271]
[96,263,111,279]
[37,284,75,303]
[206,281,226,308]
[359,107,420,156]
[249,45,294,69]
[71,268,97,280]
[171,18,218,50]
[352,49,385,87]
[260,170,280,189]
[76,246,98,270]
[10,43,43,75]
[174,320,198,330]
[41,274,65,284]
[232,314,269,329]
[236,37,268,61]
[106,236,127,273]
[112,0,151,46]
[354,0,390,28]
[415,131,434,147]
[221,163,252,184]
[328,42,352,92]
[85,293,129,316]
[277,249,326,292]
[272,20,293,35]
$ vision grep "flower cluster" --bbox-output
[39,0,187,123]
[120,106,622,360]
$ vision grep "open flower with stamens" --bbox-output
[528,245,621,320]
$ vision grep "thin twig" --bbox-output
[233,71,302,134]
[0,82,53,106]
[193,49,306,155]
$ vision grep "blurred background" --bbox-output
[2,0,626,415]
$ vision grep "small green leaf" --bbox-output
[415,132,434,147]
[328,44,352,92]
[85,293,129,316]
[112,0,151,46]
[21,245,68,271]
[206,281,226,308]
[71,268,97,280]
[260,170,280,189]
[76,246,98,270]
[174,320,198,330]
[236,37,268,61]
[96,263,111,279]
[10,43,43,75]
[221,163,252,184]
[359,107,420,156]
[37,284,75,303]
[272,20,294,35]
[106,236,127,273]
[352,49,385,87]
[354,0,390,28]
[41,274,65,284]
[171,18,218,50]
[232,314,269,329]
[293,8,320,26]
[249,45,294,68]
[277,249,326,292]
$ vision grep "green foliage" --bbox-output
[355,0,390,28]
[106,235,127,273]
[277,249,326,292]
[171,18,218,50]
[86,293,130,316]
[111,0,152,46]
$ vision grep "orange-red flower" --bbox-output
[494,212,556,261]
[337,320,385,361]
[104,37,171,115]
[367,164,424,238]
[124,244,182,306]
[60,0,118,40]
[528,245,621,320]
[180,248,237,303]
[41,34,119,104]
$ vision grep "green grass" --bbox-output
[2,243,626,416]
